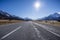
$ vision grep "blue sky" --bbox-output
[0,0,60,19]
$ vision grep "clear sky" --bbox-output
[0,0,60,19]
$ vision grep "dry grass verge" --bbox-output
[34,21,60,27]
[0,20,24,25]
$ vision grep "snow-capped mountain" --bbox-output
[39,12,60,20]
[24,17,32,21]
[0,10,12,19]
[0,10,24,20]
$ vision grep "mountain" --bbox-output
[24,17,32,21]
[0,10,24,20]
[38,12,60,21]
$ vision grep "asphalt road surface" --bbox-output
[0,21,60,40]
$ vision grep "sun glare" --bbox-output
[58,12,60,14]
[34,1,41,10]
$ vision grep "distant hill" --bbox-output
[24,17,32,21]
[0,10,24,20]
[38,12,60,21]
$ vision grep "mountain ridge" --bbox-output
[0,10,24,20]
[38,12,60,21]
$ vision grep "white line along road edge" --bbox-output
[0,26,22,40]
[32,24,45,40]
[32,24,41,38]
[31,21,60,37]
[29,21,45,40]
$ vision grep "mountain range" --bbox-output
[38,12,60,21]
[1,10,60,21]
[24,17,32,21]
[0,10,24,20]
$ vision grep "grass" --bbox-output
[0,20,24,25]
[34,21,60,27]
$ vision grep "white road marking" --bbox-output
[32,24,40,38]
[31,23,45,40]
[28,21,40,37]
[32,22,60,37]
[0,26,22,40]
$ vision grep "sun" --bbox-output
[34,1,41,10]
[58,12,60,14]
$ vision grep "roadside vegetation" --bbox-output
[0,20,23,25]
[34,20,60,27]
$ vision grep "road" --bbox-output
[0,21,60,40]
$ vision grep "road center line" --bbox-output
[31,23,45,40]
[32,24,40,38]
[0,26,22,40]
[29,21,40,37]
[32,22,60,37]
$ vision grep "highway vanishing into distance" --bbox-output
[0,21,60,40]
